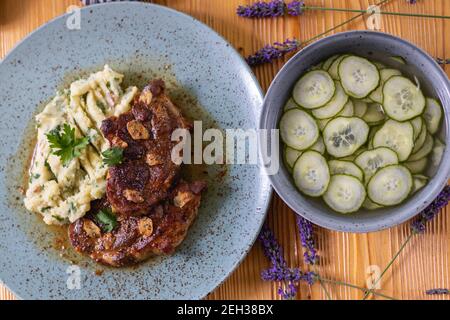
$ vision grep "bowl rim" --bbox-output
[260,30,450,233]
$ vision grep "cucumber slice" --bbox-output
[362,103,385,123]
[431,138,445,167]
[284,146,302,169]
[283,98,299,112]
[338,56,380,99]
[353,100,368,118]
[373,120,414,161]
[322,54,340,71]
[280,109,319,150]
[309,63,324,71]
[317,118,331,132]
[408,133,434,161]
[355,147,368,156]
[293,70,336,109]
[323,117,369,158]
[410,116,424,141]
[355,147,399,183]
[338,154,357,162]
[382,76,426,121]
[390,56,407,65]
[363,197,383,210]
[423,98,443,134]
[373,61,387,70]
[323,175,366,213]
[312,81,349,119]
[338,100,354,117]
[367,165,413,206]
[329,54,349,80]
[404,157,428,174]
[411,174,428,194]
[328,160,364,181]
[412,124,427,153]
[310,136,325,154]
[293,151,330,197]
[338,147,366,161]
[367,125,382,150]
[369,68,402,103]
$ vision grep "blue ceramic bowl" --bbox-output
[260,31,450,233]
[0,3,271,299]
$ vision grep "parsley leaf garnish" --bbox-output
[102,147,124,166]
[93,208,117,233]
[46,124,89,165]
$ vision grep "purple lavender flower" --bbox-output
[426,288,449,295]
[287,1,305,16]
[407,0,417,4]
[411,185,450,234]
[237,1,304,18]
[259,224,316,299]
[246,38,301,67]
[296,215,318,265]
[80,0,137,5]
[437,58,450,65]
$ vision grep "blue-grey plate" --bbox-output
[0,2,270,299]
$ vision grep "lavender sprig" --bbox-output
[437,58,450,65]
[411,185,450,234]
[286,1,305,16]
[296,216,318,265]
[259,224,316,299]
[237,1,304,18]
[426,288,449,295]
[246,39,301,67]
[247,41,449,68]
[80,0,137,5]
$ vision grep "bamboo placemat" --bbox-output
[1,0,449,300]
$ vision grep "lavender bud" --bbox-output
[237,1,305,18]
[411,185,450,234]
[246,38,301,67]
[426,288,449,295]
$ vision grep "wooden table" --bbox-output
[1,0,449,300]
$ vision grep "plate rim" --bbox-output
[0,2,272,300]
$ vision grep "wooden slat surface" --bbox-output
[1,0,449,300]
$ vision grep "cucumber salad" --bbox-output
[281,54,445,214]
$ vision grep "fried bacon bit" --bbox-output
[111,136,128,148]
[139,90,153,105]
[83,220,101,238]
[101,233,115,250]
[146,152,162,166]
[123,189,144,203]
[126,120,150,140]
[173,191,195,208]
[138,217,154,237]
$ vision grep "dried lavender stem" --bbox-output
[362,233,414,300]
[318,277,397,300]
[319,279,332,300]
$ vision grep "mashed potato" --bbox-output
[24,66,138,225]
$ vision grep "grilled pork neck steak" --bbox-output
[69,180,206,267]
[100,80,191,216]
[68,80,206,267]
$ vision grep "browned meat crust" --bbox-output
[100,80,191,216]
[69,180,206,267]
